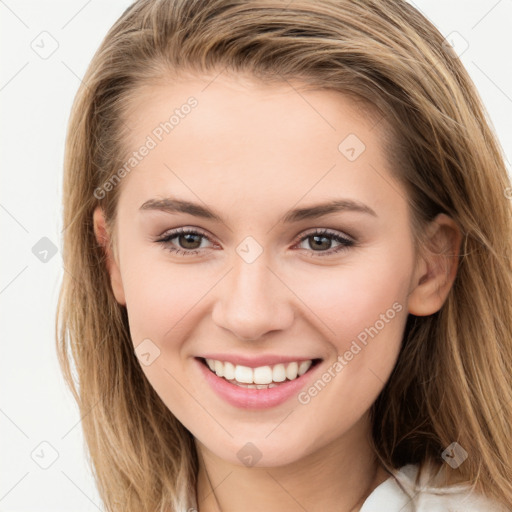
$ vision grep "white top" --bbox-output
[360,463,508,511]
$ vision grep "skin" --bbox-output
[93,72,461,511]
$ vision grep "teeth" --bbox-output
[254,366,273,384]
[232,382,279,389]
[214,360,224,377]
[235,365,253,384]
[298,360,312,376]
[204,358,315,385]
[224,361,236,380]
[272,364,286,382]
[286,361,298,380]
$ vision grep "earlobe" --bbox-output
[93,206,126,306]
[407,214,462,316]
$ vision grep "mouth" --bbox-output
[197,356,322,389]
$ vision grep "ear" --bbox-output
[93,206,126,306]
[407,213,462,316]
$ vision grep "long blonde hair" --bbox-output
[56,0,512,510]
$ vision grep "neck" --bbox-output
[194,414,391,512]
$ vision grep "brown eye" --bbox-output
[295,229,354,256]
[177,232,203,250]
[307,234,333,251]
[157,227,214,256]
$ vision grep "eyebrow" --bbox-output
[139,197,377,223]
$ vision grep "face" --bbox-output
[94,72,450,468]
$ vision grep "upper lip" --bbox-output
[197,354,321,368]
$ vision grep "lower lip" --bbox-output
[195,358,321,409]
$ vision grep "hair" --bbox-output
[56,0,512,510]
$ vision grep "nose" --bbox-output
[211,253,294,342]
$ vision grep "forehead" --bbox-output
[115,73,404,223]
[122,72,384,147]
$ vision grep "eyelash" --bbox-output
[155,227,355,258]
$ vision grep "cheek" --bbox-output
[118,251,211,415]
[288,247,411,419]
[289,249,411,347]
[121,257,214,346]
[287,249,411,411]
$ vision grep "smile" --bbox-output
[196,357,322,408]
[204,358,315,388]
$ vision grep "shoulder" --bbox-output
[360,463,509,512]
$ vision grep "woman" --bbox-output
[56,0,512,510]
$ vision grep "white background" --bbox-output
[1,1,511,510]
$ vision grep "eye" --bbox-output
[293,228,355,257]
[155,227,355,257]
[156,227,216,256]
